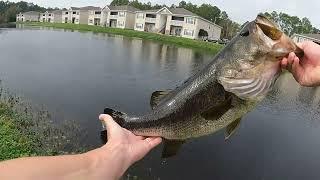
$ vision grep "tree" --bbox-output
[178,1,186,8]
[110,0,129,6]
[262,11,318,36]
[0,1,56,23]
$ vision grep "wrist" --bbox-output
[85,143,132,179]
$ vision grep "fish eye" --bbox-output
[240,30,249,37]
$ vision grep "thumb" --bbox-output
[99,114,121,138]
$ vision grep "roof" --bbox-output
[23,11,40,15]
[52,10,63,14]
[293,33,320,42]
[108,5,140,12]
[80,6,101,10]
[70,7,80,10]
[169,8,197,16]
[136,9,160,13]
[302,34,320,40]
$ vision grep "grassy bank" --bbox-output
[0,85,86,161]
[19,22,223,53]
[0,102,36,159]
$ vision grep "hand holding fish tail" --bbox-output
[281,41,320,87]
[94,114,162,179]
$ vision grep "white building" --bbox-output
[62,6,100,24]
[88,7,102,26]
[134,7,222,40]
[101,5,139,29]
[16,11,40,22]
[292,33,320,45]
[40,10,62,23]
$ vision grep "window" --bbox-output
[172,16,184,21]
[136,13,144,19]
[146,14,156,18]
[43,14,45,16]
[110,12,118,15]
[184,29,194,36]
[136,23,144,29]
[89,19,93,23]
[118,21,124,27]
[21,15,23,16]
[119,12,125,17]
[186,17,195,24]
[95,11,101,15]
[49,14,52,16]
[65,12,68,15]
[73,11,76,14]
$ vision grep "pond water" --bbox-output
[1,26,320,179]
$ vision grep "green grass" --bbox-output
[0,86,86,161]
[0,103,37,160]
[19,22,223,53]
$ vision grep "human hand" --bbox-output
[86,114,162,180]
[281,41,320,87]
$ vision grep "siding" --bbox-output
[196,18,221,40]
[125,11,136,29]
[79,10,89,24]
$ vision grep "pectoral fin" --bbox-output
[162,140,185,158]
[225,118,242,140]
[150,90,171,109]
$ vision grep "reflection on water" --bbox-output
[1,28,320,179]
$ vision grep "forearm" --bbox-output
[0,144,132,180]
[0,153,94,180]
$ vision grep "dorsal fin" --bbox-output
[150,90,171,109]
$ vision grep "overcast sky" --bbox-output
[10,0,320,28]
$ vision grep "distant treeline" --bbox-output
[1,0,319,39]
[0,1,58,23]
[262,11,320,36]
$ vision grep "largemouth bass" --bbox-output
[102,15,303,158]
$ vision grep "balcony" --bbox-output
[145,17,156,23]
[170,20,184,26]
[109,15,118,19]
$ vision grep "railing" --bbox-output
[157,23,166,33]
[170,20,184,26]
[109,15,118,19]
[145,17,156,23]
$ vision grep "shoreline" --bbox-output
[17,22,223,53]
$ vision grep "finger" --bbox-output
[287,52,296,65]
[136,137,162,155]
[291,57,304,84]
[99,114,121,138]
[143,137,162,150]
[281,58,288,69]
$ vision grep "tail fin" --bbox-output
[103,108,126,127]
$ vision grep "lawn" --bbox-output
[20,22,223,53]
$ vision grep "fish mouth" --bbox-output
[255,15,304,60]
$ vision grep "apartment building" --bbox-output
[134,7,222,40]
[88,8,102,26]
[62,6,100,24]
[16,11,40,22]
[40,10,62,23]
[101,5,139,29]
